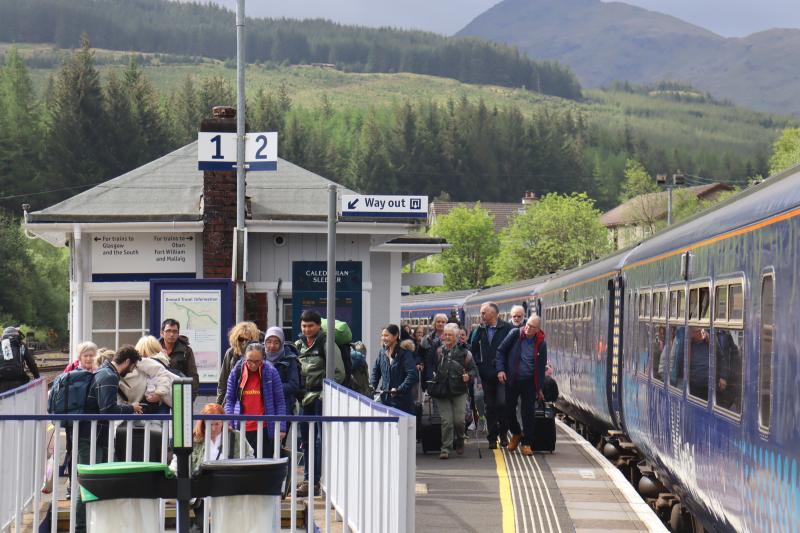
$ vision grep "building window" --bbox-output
[91,298,150,350]
[282,300,293,340]
[759,274,774,430]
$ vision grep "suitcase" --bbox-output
[114,422,164,462]
[532,401,556,453]
[417,390,442,454]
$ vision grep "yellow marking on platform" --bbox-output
[415,483,428,495]
[494,448,517,533]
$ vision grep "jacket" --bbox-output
[469,319,513,380]
[418,331,442,383]
[80,361,134,443]
[496,328,547,391]
[224,358,287,437]
[118,357,175,406]
[160,335,199,397]
[432,343,477,397]
[216,346,242,405]
[370,346,418,414]
[295,333,345,406]
[270,343,301,410]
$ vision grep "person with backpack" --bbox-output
[264,326,300,413]
[0,326,40,393]
[496,315,547,457]
[370,325,418,414]
[349,341,372,396]
[217,321,261,405]
[428,323,477,459]
[295,310,346,496]
[159,318,199,399]
[75,346,143,533]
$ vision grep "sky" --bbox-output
[209,0,800,37]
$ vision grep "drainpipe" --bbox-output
[73,224,83,358]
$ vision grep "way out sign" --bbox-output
[341,195,428,219]
[197,132,278,171]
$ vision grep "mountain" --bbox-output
[457,0,800,115]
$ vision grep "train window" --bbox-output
[652,323,667,382]
[687,325,710,401]
[668,325,686,389]
[688,288,698,320]
[713,327,743,415]
[638,305,650,375]
[700,287,710,321]
[729,284,744,323]
[715,286,728,321]
[759,274,774,430]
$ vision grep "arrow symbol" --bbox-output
[347,198,359,210]
[186,236,194,241]
[93,237,101,242]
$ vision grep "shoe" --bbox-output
[456,442,465,456]
[500,434,509,447]
[507,433,523,452]
[296,481,320,497]
[521,445,533,456]
[439,451,449,459]
[488,440,497,450]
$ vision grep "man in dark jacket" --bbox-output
[159,318,199,398]
[76,346,142,533]
[469,302,513,449]
[0,326,40,393]
[496,315,547,457]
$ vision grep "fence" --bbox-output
[0,378,47,532]
[0,378,415,533]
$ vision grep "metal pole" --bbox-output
[667,182,673,226]
[326,184,337,379]
[235,0,246,322]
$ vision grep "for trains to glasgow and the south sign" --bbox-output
[341,194,428,219]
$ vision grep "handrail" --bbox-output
[0,413,400,423]
[0,377,45,400]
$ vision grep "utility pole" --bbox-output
[657,171,685,226]
[235,0,246,322]
[325,184,337,380]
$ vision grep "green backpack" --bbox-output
[320,318,353,346]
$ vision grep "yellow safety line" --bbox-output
[494,448,517,533]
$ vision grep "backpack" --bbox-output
[48,369,95,424]
[0,331,27,380]
[155,357,187,378]
[349,347,371,397]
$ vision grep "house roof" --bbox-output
[28,142,358,224]
[600,183,734,228]
[429,201,528,232]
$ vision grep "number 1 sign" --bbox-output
[197,131,278,171]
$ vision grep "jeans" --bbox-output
[505,377,537,445]
[75,438,109,533]
[434,393,467,455]
[245,426,275,458]
[300,398,322,483]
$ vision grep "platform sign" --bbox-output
[341,195,428,219]
[197,131,278,171]
[91,232,197,281]
[291,261,362,341]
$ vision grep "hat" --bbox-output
[265,326,284,344]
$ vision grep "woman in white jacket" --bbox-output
[119,336,176,412]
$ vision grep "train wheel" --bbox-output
[670,503,703,533]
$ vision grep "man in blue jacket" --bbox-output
[469,302,513,449]
[496,315,547,457]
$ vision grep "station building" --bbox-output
[25,110,446,380]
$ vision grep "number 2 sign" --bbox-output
[197,132,278,171]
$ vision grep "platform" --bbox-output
[416,419,666,533]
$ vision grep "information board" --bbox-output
[291,261,362,342]
[150,279,232,389]
[91,232,197,281]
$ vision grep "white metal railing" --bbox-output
[323,379,416,533]
[0,380,413,533]
[0,378,47,532]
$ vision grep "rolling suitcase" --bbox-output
[416,374,442,453]
[532,401,556,453]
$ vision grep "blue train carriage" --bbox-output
[463,276,552,331]
[400,289,477,328]
[619,165,800,532]
[538,248,639,431]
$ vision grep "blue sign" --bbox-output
[291,261,362,342]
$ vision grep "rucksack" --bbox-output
[349,347,371,397]
[0,331,27,380]
[48,369,95,424]
[155,357,186,378]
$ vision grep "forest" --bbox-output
[0,0,582,100]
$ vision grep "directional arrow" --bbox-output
[347,198,359,210]
[93,237,101,241]
[186,236,194,241]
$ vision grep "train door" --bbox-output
[607,276,625,429]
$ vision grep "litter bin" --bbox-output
[78,462,175,533]
[194,458,288,531]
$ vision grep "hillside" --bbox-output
[457,0,800,115]
[0,0,581,99]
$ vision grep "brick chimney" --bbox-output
[200,106,237,281]
[522,191,537,205]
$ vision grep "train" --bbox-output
[401,165,800,532]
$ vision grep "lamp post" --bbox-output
[657,171,685,226]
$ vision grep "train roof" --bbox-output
[464,275,552,308]
[538,245,640,296]
[401,289,478,310]
[624,164,800,269]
